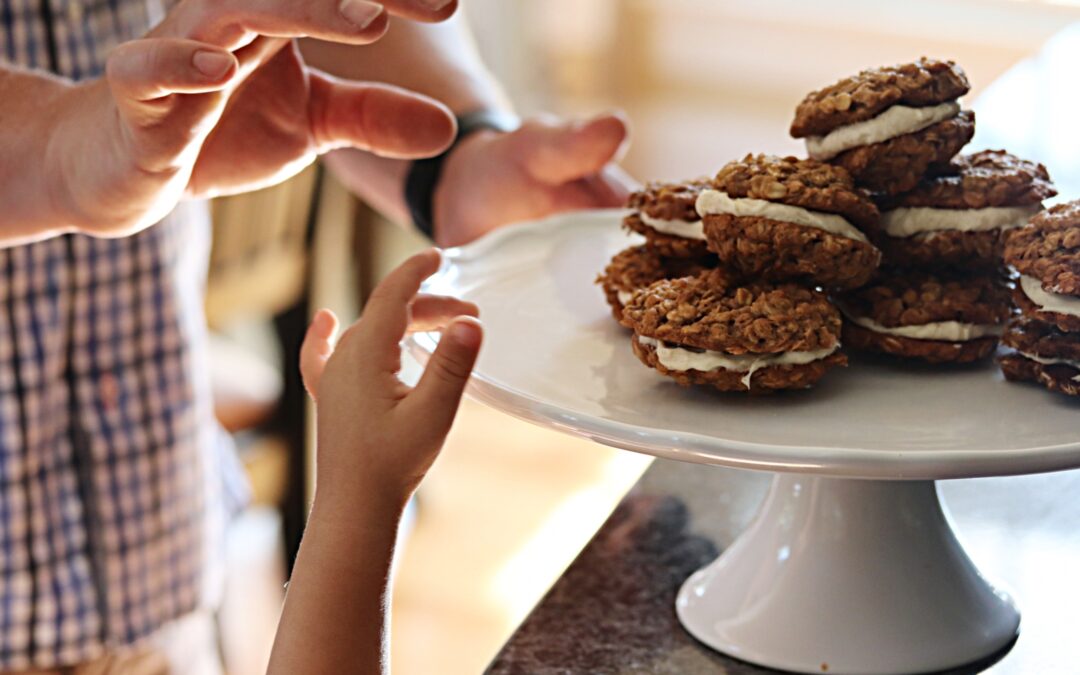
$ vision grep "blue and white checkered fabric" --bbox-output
[0,0,248,669]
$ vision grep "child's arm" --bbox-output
[267,249,482,675]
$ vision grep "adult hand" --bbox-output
[431,112,639,247]
[51,0,460,237]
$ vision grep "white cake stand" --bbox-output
[407,210,1080,675]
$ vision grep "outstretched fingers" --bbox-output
[350,249,443,376]
[157,0,458,52]
[157,0,388,49]
[305,252,480,442]
[405,316,483,439]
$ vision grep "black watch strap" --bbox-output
[405,109,520,240]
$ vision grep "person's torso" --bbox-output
[0,1,244,669]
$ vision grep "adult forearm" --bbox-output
[302,13,510,225]
[0,66,83,245]
[302,13,509,118]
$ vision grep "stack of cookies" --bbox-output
[791,58,1057,364]
[834,151,1055,364]
[1000,201,1080,398]
[600,55,1070,396]
[597,180,717,325]
[602,154,881,393]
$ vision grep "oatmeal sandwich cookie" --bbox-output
[837,270,1011,363]
[596,245,717,325]
[1000,317,1080,398]
[699,154,881,290]
[624,179,712,257]
[1005,200,1080,333]
[791,58,974,195]
[622,269,847,393]
[873,150,1055,269]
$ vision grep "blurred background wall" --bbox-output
[469,0,1079,180]
[208,3,1080,674]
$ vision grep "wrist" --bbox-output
[431,129,500,245]
[405,109,520,243]
[44,80,109,231]
[311,468,413,523]
[308,485,409,550]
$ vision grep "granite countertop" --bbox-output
[487,461,770,674]
[487,460,1080,674]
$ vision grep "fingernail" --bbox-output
[416,0,453,9]
[339,0,384,28]
[192,50,232,79]
[448,319,482,349]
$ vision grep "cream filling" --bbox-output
[639,212,706,241]
[637,335,839,389]
[881,204,1041,238]
[846,313,1003,341]
[1018,350,1080,382]
[617,290,634,306]
[1019,275,1080,318]
[806,101,961,161]
[696,189,868,243]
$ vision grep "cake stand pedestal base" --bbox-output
[676,475,1019,674]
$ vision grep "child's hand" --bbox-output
[270,250,478,675]
[299,248,482,505]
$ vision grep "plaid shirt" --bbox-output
[0,0,247,669]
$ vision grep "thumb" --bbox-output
[405,317,483,438]
[307,70,457,159]
[106,37,236,109]
[300,309,340,402]
[517,113,629,185]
